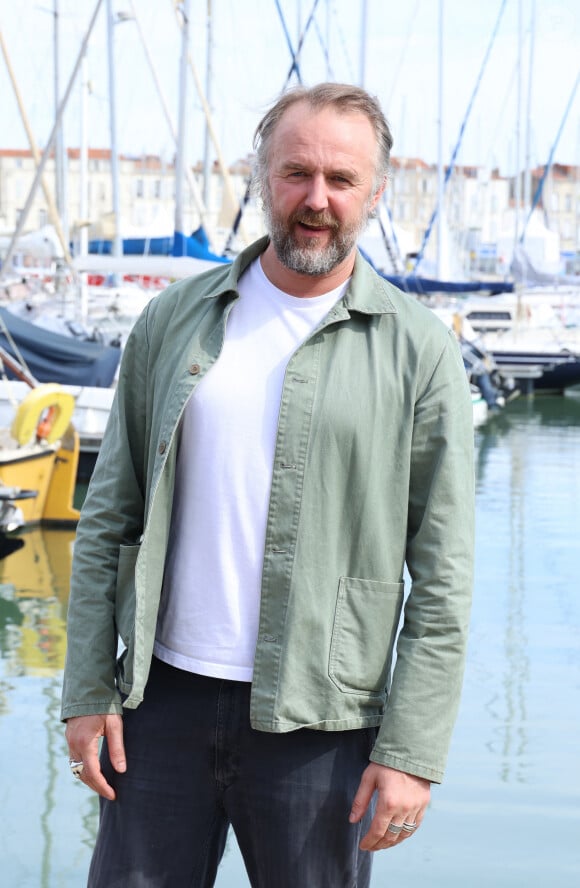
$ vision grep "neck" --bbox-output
[260,243,355,297]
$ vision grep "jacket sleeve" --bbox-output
[371,328,475,782]
[60,307,151,721]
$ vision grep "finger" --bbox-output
[65,715,121,800]
[360,804,426,851]
[76,736,118,801]
[398,811,421,843]
[105,716,127,774]
[349,769,375,824]
[359,809,400,850]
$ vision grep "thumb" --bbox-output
[349,768,374,823]
[105,715,127,773]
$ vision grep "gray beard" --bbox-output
[262,193,371,277]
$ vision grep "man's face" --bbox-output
[262,103,384,277]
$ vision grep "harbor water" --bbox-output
[1,392,579,886]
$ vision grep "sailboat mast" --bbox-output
[0,0,104,283]
[54,0,68,243]
[523,0,536,213]
[513,0,523,249]
[359,0,368,87]
[175,0,191,241]
[106,0,122,258]
[436,0,445,279]
[79,54,89,259]
[128,0,207,223]
[202,0,213,209]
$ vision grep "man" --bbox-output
[63,83,474,887]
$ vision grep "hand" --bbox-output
[65,713,126,800]
[349,763,430,851]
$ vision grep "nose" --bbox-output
[304,173,329,212]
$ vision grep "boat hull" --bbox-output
[490,350,580,393]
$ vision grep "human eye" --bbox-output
[330,173,352,186]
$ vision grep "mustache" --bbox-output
[291,209,340,230]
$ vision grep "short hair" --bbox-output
[252,82,393,195]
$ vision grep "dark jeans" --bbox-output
[88,657,376,887]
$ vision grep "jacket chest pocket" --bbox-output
[329,577,404,696]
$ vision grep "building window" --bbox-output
[154,179,162,199]
[38,208,48,227]
[136,179,144,198]
[564,193,572,213]
[550,193,559,212]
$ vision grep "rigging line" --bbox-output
[224,0,322,254]
[313,16,335,80]
[385,0,421,110]
[328,3,356,83]
[0,314,35,383]
[412,0,509,274]
[274,0,303,83]
[484,58,518,171]
[0,0,105,284]
[383,201,404,270]
[276,0,323,89]
[520,67,580,242]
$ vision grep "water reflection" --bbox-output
[1,394,579,887]
[474,393,580,787]
[0,528,74,677]
[0,527,99,888]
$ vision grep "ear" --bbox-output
[370,176,387,211]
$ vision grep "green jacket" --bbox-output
[62,237,474,783]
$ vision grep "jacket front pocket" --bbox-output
[115,543,140,646]
[329,576,404,696]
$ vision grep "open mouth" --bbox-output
[298,221,329,232]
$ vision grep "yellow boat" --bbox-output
[0,383,80,526]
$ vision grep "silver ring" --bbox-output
[387,823,404,835]
[69,759,84,779]
[402,821,417,832]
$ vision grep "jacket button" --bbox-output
[189,363,201,375]
[158,441,167,454]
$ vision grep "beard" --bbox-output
[262,188,373,276]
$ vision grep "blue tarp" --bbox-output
[88,236,173,256]
[357,246,513,295]
[0,308,121,388]
[171,228,230,263]
[381,274,513,295]
[88,226,229,264]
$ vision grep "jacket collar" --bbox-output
[203,235,399,317]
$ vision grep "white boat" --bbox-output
[460,290,580,393]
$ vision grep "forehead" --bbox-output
[269,102,378,173]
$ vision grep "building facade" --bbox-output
[1,147,578,276]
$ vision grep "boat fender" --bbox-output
[11,384,76,446]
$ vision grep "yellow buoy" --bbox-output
[11,384,76,446]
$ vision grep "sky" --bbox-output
[0,0,579,177]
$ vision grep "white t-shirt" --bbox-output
[154,258,348,680]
